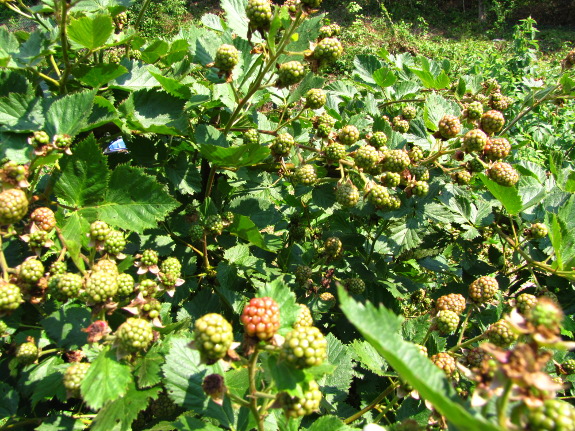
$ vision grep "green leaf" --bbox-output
[141,39,170,64]
[353,55,384,87]
[44,90,97,137]
[30,367,66,408]
[35,416,84,431]
[547,212,575,271]
[264,355,305,397]
[350,340,388,376]
[163,336,223,410]
[59,211,88,272]
[479,173,522,215]
[306,415,355,431]
[81,347,133,410]
[0,93,44,132]
[134,345,164,389]
[149,71,193,100]
[257,277,299,334]
[287,74,325,105]
[68,14,113,50]
[110,60,160,91]
[79,165,179,233]
[338,287,500,431]
[0,382,19,417]
[373,67,397,88]
[119,88,188,135]
[199,143,270,167]
[321,334,355,405]
[54,135,109,207]
[91,384,160,431]
[41,304,91,349]
[167,415,222,431]
[221,0,249,39]
[228,214,276,251]
[75,63,128,88]
[423,93,460,131]
[165,153,202,195]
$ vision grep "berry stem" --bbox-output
[58,0,71,94]
[372,394,399,424]
[497,379,513,429]
[0,236,9,281]
[247,346,265,431]
[454,307,475,347]
[228,392,251,408]
[134,0,153,30]
[447,333,485,353]
[343,380,399,424]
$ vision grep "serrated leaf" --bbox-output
[338,287,500,431]
[19,356,65,398]
[168,415,222,431]
[59,211,88,272]
[479,173,522,215]
[79,165,179,233]
[0,93,44,132]
[44,90,97,137]
[149,71,193,99]
[306,415,355,431]
[0,382,19,417]
[221,0,249,39]
[373,67,397,88]
[91,383,160,431]
[228,214,276,251]
[41,304,91,349]
[199,143,270,168]
[68,14,113,49]
[162,336,223,410]
[353,55,384,87]
[54,135,109,207]
[110,60,160,90]
[257,278,299,334]
[30,367,66,408]
[424,93,460,131]
[35,416,84,431]
[75,63,128,88]
[350,340,388,376]
[165,153,202,195]
[321,334,355,405]
[287,74,325,105]
[264,355,305,397]
[134,346,164,389]
[81,347,133,410]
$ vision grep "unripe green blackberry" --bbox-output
[214,44,239,71]
[295,265,313,286]
[301,0,322,7]
[436,293,466,315]
[526,399,575,431]
[53,134,72,149]
[410,180,429,197]
[467,158,485,173]
[104,230,126,255]
[117,273,135,297]
[392,116,409,133]
[435,310,459,334]
[516,293,537,315]
[324,142,347,163]
[369,131,388,149]
[528,298,563,332]
[480,110,505,135]
[466,346,486,368]
[15,341,39,365]
[271,133,295,157]
[382,149,410,173]
[305,89,326,109]
[241,297,280,340]
[32,130,50,146]
[142,298,161,319]
[318,23,340,38]
[116,317,154,352]
[54,272,83,299]
[388,195,401,210]
[92,259,118,274]
[438,115,461,139]
[528,223,548,239]
[85,270,118,302]
[89,221,111,242]
[0,188,28,225]
[294,304,313,328]
[2,161,27,184]
[205,214,224,236]
[488,162,519,187]
[324,237,342,259]
[138,279,159,297]
[368,184,391,208]
[313,37,343,63]
[489,92,511,111]
[402,105,417,120]
[486,319,517,347]
[338,125,360,146]
[160,257,181,276]
[278,61,305,86]
[293,165,317,186]
[246,0,272,29]
[280,380,322,417]
[430,352,456,376]
[465,101,483,120]
[335,182,360,208]
[30,207,56,231]
[50,261,67,276]
[243,128,259,145]
[484,137,511,160]
[190,224,204,242]
[462,129,488,153]
[469,276,498,303]
[63,362,90,398]
[281,326,327,368]
[381,172,401,187]
[0,282,22,311]
[113,11,128,29]
[19,259,45,284]
[194,313,233,360]
[563,359,575,374]
[344,278,365,295]
[408,145,424,163]
[107,48,121,64]
[28,230,49,249]
[410,166,429,181]
[141,249,159,267]
[452,170,472,185]
[354,145,380,170]
[414,344,428,356]
[319,291,336,307]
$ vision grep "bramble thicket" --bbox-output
[1,0,575,430]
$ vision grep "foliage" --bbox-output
[1,0,575,430]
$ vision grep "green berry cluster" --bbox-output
[488,162,519,187]
[194,313,233,360]
[281,326,327,368]
[63,363,91,398]
[0,188,28,225]
[335,182,360,208]
[214,44,239,71]
[116,317,154,352]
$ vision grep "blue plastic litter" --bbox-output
[104,138,128,154]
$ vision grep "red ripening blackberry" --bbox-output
[241,297,280,340]
[488,162,519,187]
[30,207,56,231]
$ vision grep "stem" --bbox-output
[228,392,251,408]
[420,325,433,346]
[1,418,43,430]
[0,236,9,281]
[373,394,399,424]
[497,380,513,429]
[248,347,265,431]
[202,232,210,272]
[205,165,217,198]
[134,0,152,30]
[58,0,71,94]
[448,333,485,353]
[455,307,474,347]
[499,86,558,135]
[49,55,62,77]
[343,381,399,424]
